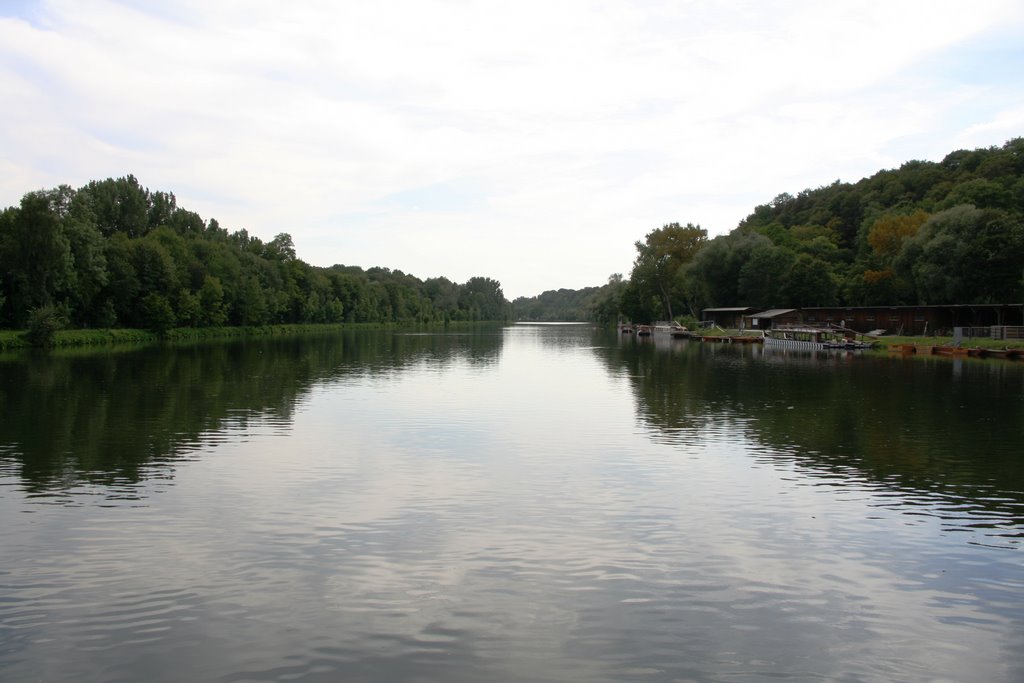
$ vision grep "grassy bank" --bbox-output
[0,323,354,350]
[0,321,510,351]
[866,335,1024,350]
[689,328,1024,352]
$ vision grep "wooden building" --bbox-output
[744,309,801,330]
[703,304,1023,335]
[701,307,757,329]
[799,304,1024,335]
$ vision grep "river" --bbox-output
[1,324,1022,682]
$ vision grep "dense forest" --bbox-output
[0,176,511,334]
[511,286,603,322]
[519,138,1024,324]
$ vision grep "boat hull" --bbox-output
[763,335,826,351]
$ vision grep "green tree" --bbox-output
[783,255,837,307]
[198,276,227,327]
[737,245,795,309]
[25,304,65,346]
[631,222,707,320]
[132,236,178,298]
[64,217,109,326]
[586,274,626,324]
[0,192,74,325]
[460,276,508,321]
[619,279,661,324]
[140,293,176,336]
[897,205,1024,303]
[81,175,151,238]
[102,233,140,326]
[263,233,297,261]
[176,289,202,327]
[234,275,269,326]
[686,231,771,308]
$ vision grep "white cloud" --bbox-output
[2,0,1023,297]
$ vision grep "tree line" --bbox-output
[528,137,1024,324]
[0,175,511,334]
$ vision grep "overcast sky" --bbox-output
[2,1,1023,298]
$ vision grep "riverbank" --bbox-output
[675,328,1024,352]
[867,335,1024,351]
[0,321,505,351]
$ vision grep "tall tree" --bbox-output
[896,205,1024,304]
[0,192,74,325]
[630,222,707,320]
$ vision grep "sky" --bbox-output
[2,1,1023,299]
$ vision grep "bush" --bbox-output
[140,293,176,337]
[25,305,65,347]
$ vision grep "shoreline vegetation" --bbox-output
[4,139,1022,341]
[4,322,1023,356]
[0,175,511,341]
[0,320,506,352]
[514,137,1024,326]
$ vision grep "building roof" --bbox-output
[748,308,797,318]
[702,307,756,312]
[800,303,1023,311]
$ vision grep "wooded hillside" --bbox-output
[589,138,1024,324]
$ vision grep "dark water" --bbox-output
[1,325,1022,682]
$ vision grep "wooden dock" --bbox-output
[697,334,762,344]
[887,344,1022,360]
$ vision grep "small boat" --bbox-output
[763,326,874,351]
[652,321,690,338]
[635,325,652,337]
[889,344,917,354]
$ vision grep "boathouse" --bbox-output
[744,309,800,330]
[701,307,757,329]
[799,304,1024,335]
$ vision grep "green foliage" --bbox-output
[586,274,627,325]
[0,191,74,326]
[25,304,65,347]
[783,254,838,307]
[513,286,602,321]
[687,232,772,308]
[195,275,226,326]
[895,205,1024,304]
[0,177,512,331]
[737,245,795,308]
[696,136,1024,309]
[619,279,662,324]
[176,289,202,327]
[140,293,176,336]
[631,222,707,320]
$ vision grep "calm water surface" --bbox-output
[1,325,1023,682]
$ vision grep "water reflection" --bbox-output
[2,326,1024,683]
[0,328,503,494]
[597,336,1024,548]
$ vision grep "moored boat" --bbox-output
[652,321,690,338]
[763,326,873,351]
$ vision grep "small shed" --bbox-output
[701,307,757,329]
[745,308,800,330]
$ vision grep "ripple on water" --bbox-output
[2,330,1024,683]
